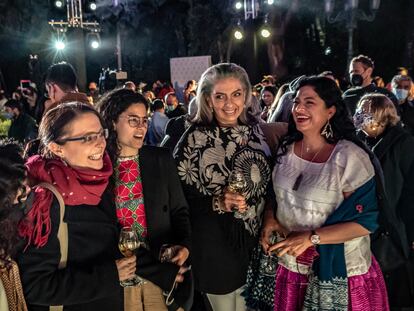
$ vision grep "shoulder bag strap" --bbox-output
[37,182,67,311]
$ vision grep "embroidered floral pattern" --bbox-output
[115,155,147,240]
[175,124,271,236]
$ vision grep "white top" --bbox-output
[273,140,375,276]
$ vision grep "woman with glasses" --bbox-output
[17,102,136,311]
[262,76,389,310]
[0,140,28,311]
[97,89,192,311]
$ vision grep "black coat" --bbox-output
[364,125,414,308]
[343,83,398,115]
[18,191,123,311]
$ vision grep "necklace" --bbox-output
[292,140,325,191]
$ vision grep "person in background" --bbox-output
[147,99,169,146]
[183,80,197,107]
[354,93,414,310]
[343,55,397,115]
[260,86,277,121]
[4,99,37,143]
[165,92,187,119]
[17,102,134,311]
[373,76,385,88]
[97,88,192,310]
[390,75,414,135]
[174,63,272,311]
[45,62,89,112]
[87,81,100,104]
[267,83,289,123]
[124,81,137,92]
[0,139,28,311]
[262,76,389,311]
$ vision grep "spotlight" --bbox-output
[325,47,332,55]
[234,30,243,40]
[54,0,64,8]
[89,2,97,10]
[260,28,271,38]
[55,40,66,50]
[91,40,99,49]
[235,2,243,10]
[267,0,275,4]
[87,32,101,49]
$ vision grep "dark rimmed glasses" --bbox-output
[57,128,108,144]
[118,116,148,128]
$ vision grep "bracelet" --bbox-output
[212,196,225,214]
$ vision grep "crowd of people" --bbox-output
[0,54,413,311]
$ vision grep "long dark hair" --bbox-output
[96,88,148,165]
[0,140,25,265]
[276,76,370,161]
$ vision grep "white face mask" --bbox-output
[392,88,409,102]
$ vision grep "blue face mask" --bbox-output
[393,88,409,102]
[2,112,14,120]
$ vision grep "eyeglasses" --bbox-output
[57,128,108,144]
[119,116,148,128]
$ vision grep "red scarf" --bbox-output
[19,154,113,248]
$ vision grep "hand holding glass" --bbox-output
[227,170,247,218]
[118,227,143,287]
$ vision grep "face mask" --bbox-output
[2,112,14,120]
[353,109,374,130]
[393,88,409,102]
[350,74,364,87]
[165,104,174,113]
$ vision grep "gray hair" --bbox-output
[192,63,257,126]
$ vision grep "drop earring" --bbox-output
[321,119,334,139]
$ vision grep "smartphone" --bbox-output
[20,79,31,90]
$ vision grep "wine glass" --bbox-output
[227,170,247,219]
[259,232,279,276]
[118,227,144,287]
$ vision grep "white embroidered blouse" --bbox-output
[272,140,375,276]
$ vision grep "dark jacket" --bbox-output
[399,100,414,135]
[18,191,123,311]
[364,125,414,307]
[129,146,193,309]
[368,125,414,245]
[8,113,37,143]
[343,83,398,116]
[166,104,187,119]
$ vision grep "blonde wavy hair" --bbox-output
[358,93,400,127]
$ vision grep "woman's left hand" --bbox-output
[268,231,313,257]
[171,246,190,266]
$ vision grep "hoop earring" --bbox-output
[321,119,334,139]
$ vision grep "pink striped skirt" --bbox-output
[273,257,389,311]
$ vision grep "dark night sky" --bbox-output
[0,0,412,93]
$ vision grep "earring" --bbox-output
[60,156,68,166]
[210,106,214,113]
[321,119,334,139]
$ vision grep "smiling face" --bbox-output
[50,112,106,170]
[208,77,245,127]
[292,86,336,136]
[114,103,148,157]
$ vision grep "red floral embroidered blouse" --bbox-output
[114,155,148,241]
